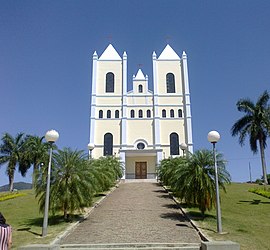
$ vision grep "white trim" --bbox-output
[154,104,184,107]
[156,94,184,97]
[119,151,126,179]
[89,52,98,144]
[126,104,154,108]
[121,51,128,148]
[96,94,123,97]
[157,59,181,62]
[96,104,122,107]
[152,51,161,148]
[181,51,193,153]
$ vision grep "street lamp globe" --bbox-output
[207,130,220,144]
[45,130,59,143]
[180,142,187,151]
[87,143,95,151]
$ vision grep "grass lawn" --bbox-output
[183,183,270,250]
[1,183,269,250]
[0,189,105,249]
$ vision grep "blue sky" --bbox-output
[1,0,270,186]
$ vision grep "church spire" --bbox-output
[99,44,121,60]
[158,44,180,60]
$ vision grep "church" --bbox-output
[88,44,193,179]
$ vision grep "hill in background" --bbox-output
[0,182,32,192]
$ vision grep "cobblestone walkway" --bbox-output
[61,182,201,244]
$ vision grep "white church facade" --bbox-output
[89,44,193,179]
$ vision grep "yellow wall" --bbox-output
[156,61,183,94]
[94,120,121,146]
[126,156,156,178]
[96,97,122,105]
[127,95,153,105]
[126,120,153,147]
[96,61,122,95]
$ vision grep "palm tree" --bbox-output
[0,132,26,191]
[158,157,188,187]
[231,90,270,185]
[35,148,95,219]
[22,135,50,185]
[89,156,124,192]
[172,150,231,216]
[158,150,231,216]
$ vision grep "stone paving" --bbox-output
[61,181,201,245]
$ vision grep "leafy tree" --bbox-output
[231,91,270,185]
[0,132,26,191]
[158,150,231,216]
[22,135,51,185]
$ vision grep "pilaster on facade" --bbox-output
[121,51,128,149]
[89,51,98,144]
[181,51,193,153]
[119,151,126,179]
[152,51,161,148]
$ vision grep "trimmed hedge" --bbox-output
[249,187,270,199]
[0,192,27,202]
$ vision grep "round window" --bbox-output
[137,142,145,150]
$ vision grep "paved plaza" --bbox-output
[61,181,201,245]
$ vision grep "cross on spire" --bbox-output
[106,34,113,42]
[165,35,172,43]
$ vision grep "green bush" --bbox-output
[0,192,27,202]
[249,187,270,199]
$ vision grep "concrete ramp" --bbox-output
[61,183,201,245]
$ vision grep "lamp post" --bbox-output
[42,129,59,237]
[180,143,187,156]
[207,130,222,234]
[87,143,94,160]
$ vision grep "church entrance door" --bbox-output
[135,162,147,179]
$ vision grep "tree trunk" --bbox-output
[9,174,14,192]
[32,163,39,187]
[259,139,268,185]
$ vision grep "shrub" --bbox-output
[249,187,270,199]
[0,192,27,202]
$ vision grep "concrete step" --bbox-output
[60,243,201,250]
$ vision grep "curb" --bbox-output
[161,183,210,242]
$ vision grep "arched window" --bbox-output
[166,73,175,93]
[139,110,143,118]
[170,133,179,156]
[138,84,143,93]
[147,109,151,118]
[104,133,113,156]
[106,72,114,93]
[178,109,182,118]
[107,110,111,118]
[131,110,135,118]
[170,109,175,118]
[115,110,119,118]
[99,110,103,118]
[162,109,166,118]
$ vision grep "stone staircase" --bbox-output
[60,243,201,250]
